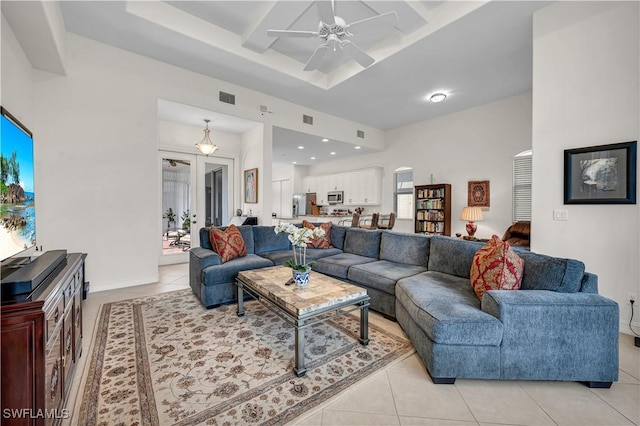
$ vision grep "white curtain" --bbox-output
[162,169,190,231]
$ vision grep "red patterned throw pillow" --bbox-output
[302,220,333,249]
[209,224,247,263]
[470,235,524,299]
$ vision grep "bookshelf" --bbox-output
[415,183,451,236]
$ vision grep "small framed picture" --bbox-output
[468,180,490,208]
[244,168,258,204]
[564,141,637,204]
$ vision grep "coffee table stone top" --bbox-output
[237,266,368,316]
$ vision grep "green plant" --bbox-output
[181,209,191,229]
[163,208,176,229]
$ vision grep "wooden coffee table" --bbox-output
[235,266,370,377]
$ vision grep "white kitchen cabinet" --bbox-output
[302,176,318,194]
[343,168,382,205]
[304,168,381,207]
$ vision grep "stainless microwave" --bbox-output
[327,191,343,205]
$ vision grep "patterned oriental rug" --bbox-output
[79,289,413,425]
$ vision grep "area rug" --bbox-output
[78,289,413,425]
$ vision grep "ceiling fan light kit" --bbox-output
[195,119,218,156]
[268,0,398,71]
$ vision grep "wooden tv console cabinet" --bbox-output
[1,253,87,426]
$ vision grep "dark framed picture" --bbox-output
[244,168,258,203]
[467,180,490,208]
[564,141,637,204]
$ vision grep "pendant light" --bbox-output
[195,119,218,156]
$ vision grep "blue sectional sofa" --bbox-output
[189,224,619,387]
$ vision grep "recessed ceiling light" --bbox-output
[322,138,329,142]
[330,152,336,155]
[298,146,304,149]
[292,161,297,164]
[355,146,361,150]
[310,156,316,160]
[430,92,447,103]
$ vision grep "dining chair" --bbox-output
[359,213,379,230]
[377,212,396,230]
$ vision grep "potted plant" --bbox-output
[274,222,325,286]
[163,208,176,230]
[181,209,191,230]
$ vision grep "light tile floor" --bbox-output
[67,264,640,426]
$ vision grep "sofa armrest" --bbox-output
[190,247,221,270]
[481,290,619,382]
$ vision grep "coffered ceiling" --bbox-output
[56,1,550,130]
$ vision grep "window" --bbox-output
[513,150,532,222]
[394,167,413,219]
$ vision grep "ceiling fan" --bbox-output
[267,0,398,71]
[164,159,190,167]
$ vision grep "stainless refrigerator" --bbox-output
[292,193,316,216]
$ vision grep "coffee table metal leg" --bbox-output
[293,326,306,377]
[236,282,244,317]
[359,303,370,346]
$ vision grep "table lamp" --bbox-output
[460,206,483,238]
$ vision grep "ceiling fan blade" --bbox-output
[267,29,318,38]
[347,11,398,35]
[340,40,375,68]
[303,44,329,71]
[316,0,335,25]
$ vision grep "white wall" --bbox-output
[532,2,640,333]
[0,26,386,291]
[1,16,37,258]
[240,125,265,221]
[311,93,533,236]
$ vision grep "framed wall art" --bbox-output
[564,141,636,204]
[244,168,258,204]
[467,180,490,208]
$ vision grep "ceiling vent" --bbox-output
[219,91,236,105]
[303,114,314,125]
[357,130,365,138]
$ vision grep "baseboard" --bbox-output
[620,320,640,335]
[89,274,159,293]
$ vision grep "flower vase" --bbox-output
[292,267,311,286]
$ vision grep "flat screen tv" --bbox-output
[1,106,35,262]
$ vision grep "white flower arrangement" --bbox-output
[274,222,325,272]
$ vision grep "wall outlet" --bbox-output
[553,209,569,221]
[628,293,638,304]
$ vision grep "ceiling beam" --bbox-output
[1,0,67,75]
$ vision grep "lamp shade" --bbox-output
[460,206,483,222]
[195,119,218,156]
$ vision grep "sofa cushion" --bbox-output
[428,236,484,278]
[517,251,585,293]
[343,228,382,259]
[348,260,427,295]
[302,220,332,249]
[380,232,430,267]
[253,226,291,254]
[396,271,503,346]
[330,226,347,250]
[306,247,343,260]
[209,225,247,263]
[313,253,377,279]
[202,254,274,287]
[470,235,524,299]
[258,250,294,266]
